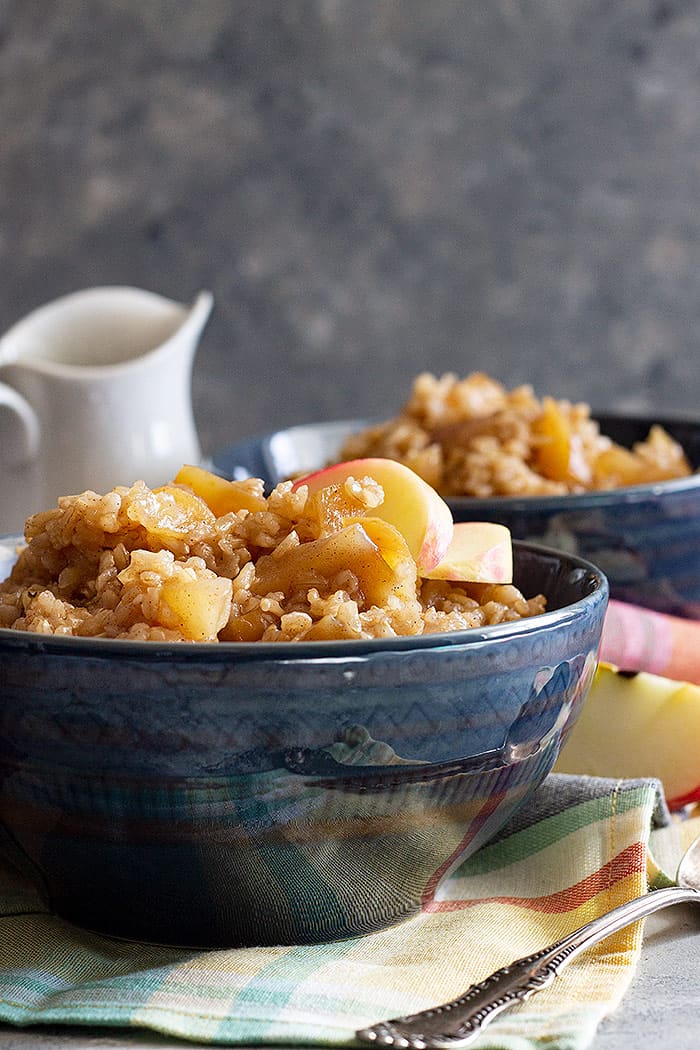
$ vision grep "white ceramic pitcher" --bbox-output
[0,286,213,534]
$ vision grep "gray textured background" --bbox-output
[1,0,699,459]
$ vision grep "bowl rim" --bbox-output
[212,411,700,509]
[0,538,607,661]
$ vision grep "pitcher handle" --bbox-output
[0,383,40,465]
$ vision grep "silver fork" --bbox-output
[356,834,700,1049]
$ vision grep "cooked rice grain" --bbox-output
[339,372,692,497]
[0,475,544,642]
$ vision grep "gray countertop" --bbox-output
[1,908,699,1050]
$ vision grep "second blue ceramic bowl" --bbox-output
[215,413,700,618]
[0,539,606,947]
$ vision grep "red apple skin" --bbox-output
[668,784,700,809]
[292,457,454,573]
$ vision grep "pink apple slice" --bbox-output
[422,522,513,583]
[292,457,453,573]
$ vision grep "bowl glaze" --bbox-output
[0,538,606,948]
[215,413,700,618]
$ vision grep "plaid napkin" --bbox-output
[0,773,667,1050]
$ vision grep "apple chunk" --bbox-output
[160,573,232,642]
[253,521,416,608]
[554,661,700,809]
[173,464,267,515]
[292,457,453,573]
[422,522,512,583]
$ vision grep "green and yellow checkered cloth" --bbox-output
[0,774,671,1049]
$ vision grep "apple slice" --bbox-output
[554,661,700,809]
[350,516,416,575]
[173,464,267,515]
[292,458,453,573]
[253,520,416,608]
[422,522,513,583]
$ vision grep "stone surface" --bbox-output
[1,0,699,461]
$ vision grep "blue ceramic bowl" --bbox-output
[0,537,607,948]
[215,413,700,618]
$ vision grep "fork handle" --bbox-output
[356,885,699,1049]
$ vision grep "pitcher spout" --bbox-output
[0,286,214,531]
[0,286,214,372]
[179,290,214,354]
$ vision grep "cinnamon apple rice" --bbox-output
[339,372,692,497]
[0,473,544,642]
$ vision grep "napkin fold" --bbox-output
[0,773,667,1050]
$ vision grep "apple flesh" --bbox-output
[554,661,700,809]
[173,464,267,515]
[253,520,417,609]
[292,458,453,574]
[422,522,513,583]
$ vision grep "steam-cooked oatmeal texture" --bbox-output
[339,372,692,497]
[0,475,544,642]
